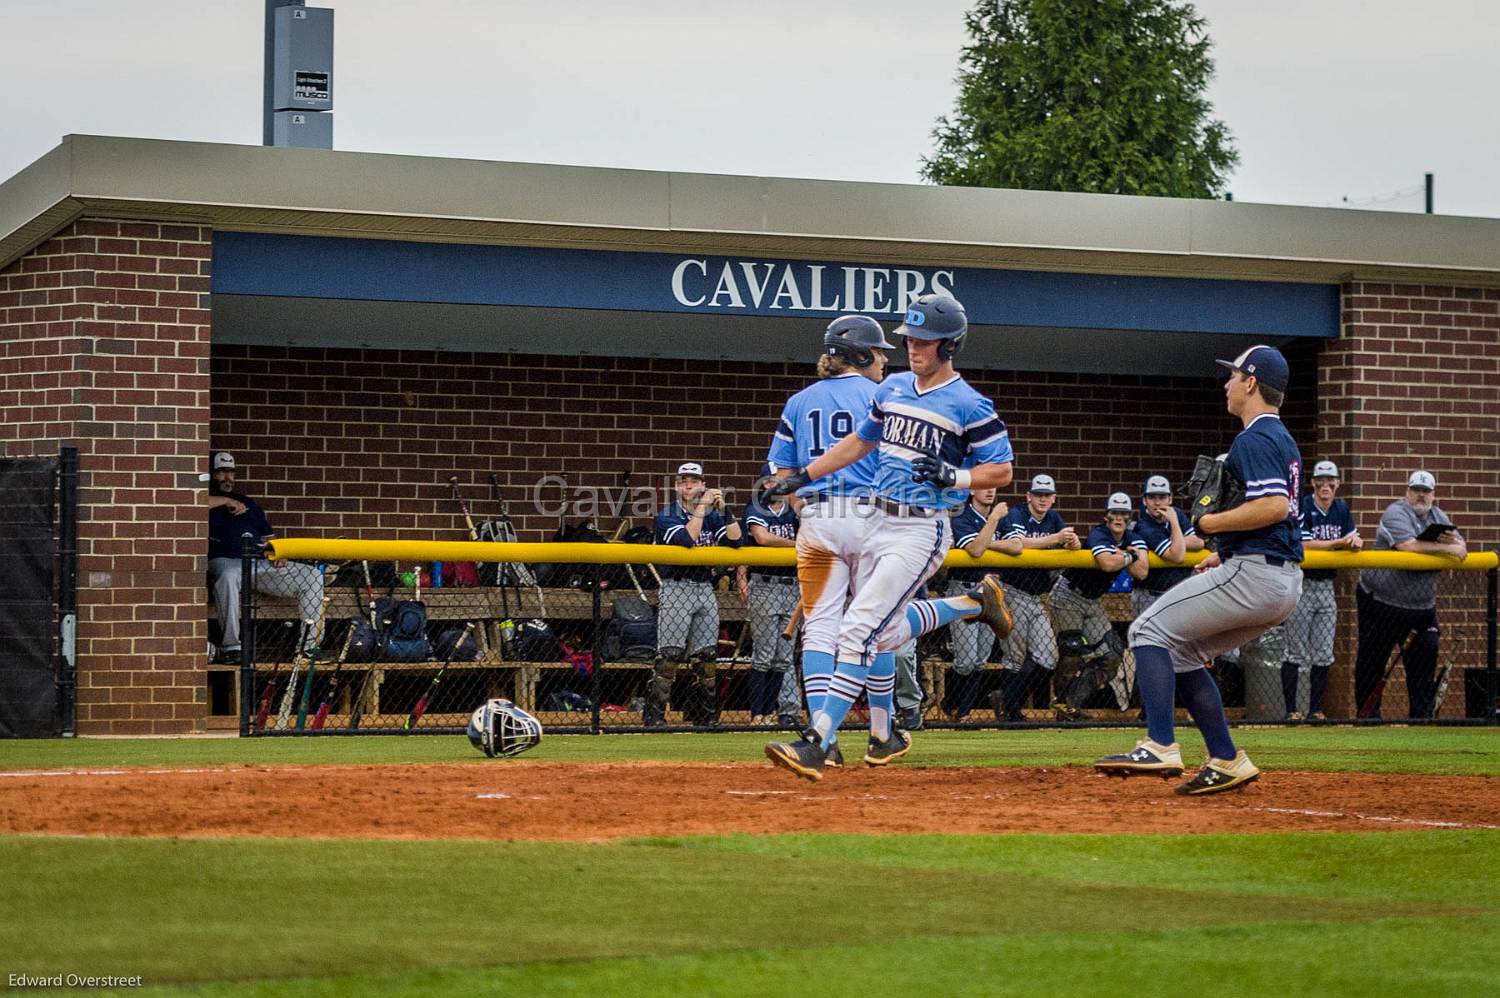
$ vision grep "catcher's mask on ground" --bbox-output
[467,699,543,758]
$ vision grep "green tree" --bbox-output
[922,0,1237,197]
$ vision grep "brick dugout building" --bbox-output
[1,135,1496,734]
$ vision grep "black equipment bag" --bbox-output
[604,595,658,661]
[374,595,432,662]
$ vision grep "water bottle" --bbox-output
[432,561,444,588]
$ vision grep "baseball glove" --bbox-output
[1179,454,1245,530]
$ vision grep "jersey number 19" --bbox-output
[806,409,855,458]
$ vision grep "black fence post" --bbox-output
[1487,568,1498,725]
[590,564,603,735]
[56,445,79,738]
[238,533,257,737]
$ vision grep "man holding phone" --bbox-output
[648,462,744,727]
[1355,470,1466,718]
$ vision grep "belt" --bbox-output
[750,573,796,585]
[804,493,873,505]
[874,497,946,519]
[1228,554,1290,568]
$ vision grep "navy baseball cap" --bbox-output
[1216,345,1289,392]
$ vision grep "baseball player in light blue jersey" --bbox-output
[1096,345,1304,795]
[764,314,893,765]
[763,294,1015,781]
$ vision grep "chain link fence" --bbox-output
[237,541,1499,735]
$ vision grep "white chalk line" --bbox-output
[474,792,548,801]
[0,767,277,779]
[1254,806,1498,831]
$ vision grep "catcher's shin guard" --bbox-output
[645,658,677,726]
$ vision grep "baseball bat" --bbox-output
[295,595,334,731]
[782,603,804,641]
[1359,631,1418,718]
[253,659,282,733]
[448,476,495,657]
[491,471,545,615]
[607,470,650,600]
[348,560,379,731]
[403,622,475,732]
[275,623,310,731]
[311,626,356,731]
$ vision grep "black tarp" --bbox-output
[0,458,58,737]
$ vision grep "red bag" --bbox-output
[448,561,481,587]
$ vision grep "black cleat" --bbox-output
[765,728,827,783]
[1094,739,1185,780]
[1175,752,1260,796]
[863,727,912,767]
[824,741,845,768]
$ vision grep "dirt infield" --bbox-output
[3,762,1498,840]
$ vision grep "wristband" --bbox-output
[953,468,973,489]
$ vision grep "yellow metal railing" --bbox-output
[265,538,1499,573]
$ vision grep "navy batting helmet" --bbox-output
[823,314,895,369]
[895,294,968,360]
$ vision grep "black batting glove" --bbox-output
[910,454,958,488]
[758,470,810,507]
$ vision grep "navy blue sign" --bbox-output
[213,232,1338,338]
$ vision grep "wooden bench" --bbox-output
[207,586,1141,729]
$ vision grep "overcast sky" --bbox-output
[3,0,1497,217]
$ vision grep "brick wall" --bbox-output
[211,346,1308,542]
[0,219,212,734]
[1316,281,1498,717]
[1320,282,1500,547]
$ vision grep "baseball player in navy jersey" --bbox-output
[763,293,1014,781]
[647,462,743,727]
[1131,474,1204,619]
[986,474,1078,721]
[1049,492,1149,720]
[1097,345,1303,794]
[738,489,802,726]
[1283,460,1360,719]
[764,314,895,764]
[944,488,1010,719]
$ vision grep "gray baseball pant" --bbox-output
[1129,555,1303,672]
[658,579,720,659]
[1285,577,1337,668]
[208,557,326,652]
[748,575,802,717]
[893,636,923,711]
[1000,588,1059,672]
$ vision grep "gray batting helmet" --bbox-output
[824,314,895,369]
[895,294,968,360]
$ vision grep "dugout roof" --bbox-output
[4,135,1500,374]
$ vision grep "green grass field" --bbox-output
[3,728,1498,996]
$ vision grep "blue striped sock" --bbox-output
[904,596,979,638]
[800,649,836,739]
[867,652,896,741]
[814,660,870,750]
